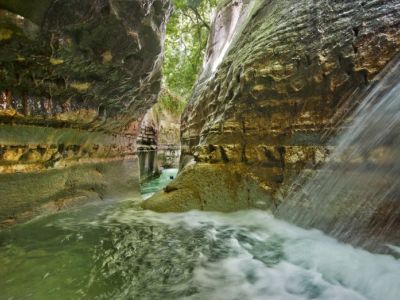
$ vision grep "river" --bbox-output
[0,169,399,300]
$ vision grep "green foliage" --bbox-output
[151,88,186,124]
[162,0,217,99]
[158,88,187,116]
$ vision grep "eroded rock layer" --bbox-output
[137,109,159,182]
[0,0,170,225]
[144,0,400,214]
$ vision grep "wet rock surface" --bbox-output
[0,0,170,224]
[136,93,182,182]
[145,0,400,213]
[0,0,170,131]
[137,110,159,182]
[142,162,273,213]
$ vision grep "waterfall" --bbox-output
[276,57,400,253]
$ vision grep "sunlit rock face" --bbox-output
[0,0,170,225]
[145,0,400,214]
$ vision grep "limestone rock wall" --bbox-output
[0,0,171,224]
[136,98,182,182]
[137,110,159,182]
[0,0,170,128]
[139,97,182,172]
[145,0,400,212]
[184,0,400,200]
[155,108,181,169]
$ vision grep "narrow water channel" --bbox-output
[0,169,399,300]
[141,168,178,199]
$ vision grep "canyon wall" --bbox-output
[0,0,170,225]
[148,96,181,169]
[137,110,159,182]
[144,0,400,215]
[138,89,183,178]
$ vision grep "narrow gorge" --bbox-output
[0,0,399,299]
[143,0,400,253]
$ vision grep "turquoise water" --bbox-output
[0,169,399,300]
[140,168,178,199]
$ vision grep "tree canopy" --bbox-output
[161,0,217,113]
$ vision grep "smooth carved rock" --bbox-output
[146,0,400,213]
[0,0,171,224]
[142,163,273,213]
[0,0,170,132]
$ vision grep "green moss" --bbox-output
[0,28,13,40]
[153,88,186,118]
[0,0,53,25]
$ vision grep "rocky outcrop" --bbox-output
[137,110,159,182]
[138,89,182,174]
[156,110,180,169]
[150,103,181,169]
[144,0,400,212]
[0,0,170,225]
[143,162,272,212]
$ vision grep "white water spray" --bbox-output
[277,56,400,253]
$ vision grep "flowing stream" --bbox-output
[1,169,400,299]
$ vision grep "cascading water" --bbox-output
[276,56,400,254]
[1,170,400,299]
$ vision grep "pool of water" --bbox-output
[140,168,178,199]
[0,169,399,300]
